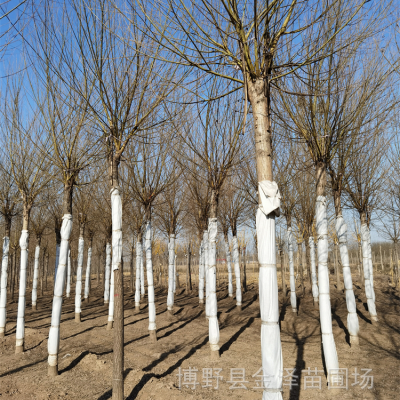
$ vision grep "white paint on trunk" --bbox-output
[0,236,10,335]
[232,236,242,306]
[16,230,29,349]
[48,214,72,368]
[366,228,375,302]
[104,243,111,303]
[203,231,209,316]
[135,240,141,307]
[287,228,296,312]
[74,237,84,314]
[84,247,92,299]
[208,218,220,352]
[167,234,175,310]
[361,224,378,321]
[198,240,204,303]
[32,245,41,306]
[173,254,177,292]
[335,217,359,339]
[225,239,233,297]
[66,250,71,298]
[316,196,339,383]
[145,221,156,332]
[309,237,319,302]
[141,237,145,296]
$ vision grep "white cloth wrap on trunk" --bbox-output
[309,237,319,301]
[48,214,72,366]
[75,236,84,314]
[108,267,114,322]
[203,231,209,316]
[54,244,60,284]
[135,240,141,306]
[16,230,29,347]
[316,196,339,379]
[259,181,281,217]
[0,236,10,334]
[32,245,41,305]
[104,243,111,302]
[232,236,242,306]
[167,234,175,310]
[365,226,375,302]
[111,188,122,271]
[287,228,297,311]
[198,240,204,302]
[361,224,377,318]
[208,218,220,351]
[84,247,92,299]
[225,239,233,297]
[336,217,359,337]
[145,221,156,331]
[66,250,71,297]
[256,208,283,400]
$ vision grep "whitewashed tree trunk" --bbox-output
[257,180,283,400]
[309,237,319,305]
[15,230,29,353]
[48,214,73,374]
[208,218,220,358]
[140,237,145,297]
[361,224,378,321]
[366,228,375,302]
[335,217,359,345]
[0,236,10,337]
[104,243,111,304]
[167,234,175,312]
[145,221,157,341]
[84,247,92,301]
[74,237,84,322]
[225,238,233,297]
[287,227,297,312]
[32,245,41,309]
[54,244,60,284]
[135,239,141,311]
[203,231,209,317]
[232,236,242,309]
[66,250,71,298]
[316,196,339,384]
[198,240,204,303]
[173,254,177,292]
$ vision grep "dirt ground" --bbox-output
[0,271,399,400]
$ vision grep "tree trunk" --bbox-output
[280,249,286,296]
[75,225,85,322]
[186,243,192,293]
[15,202,31,353]
[130,243,134,293]
[225,236,233,297]
[242,247,247,293]
[104,242,112,304]
[287,226,297,312]
[360,212,378,322]
[47,182,74,376]
[84,243,92,302]
[298,242,305,297]
[198,237,205,303]
[167,234,175,313]
[0,234,10,337]
[135,233,142,311]
[315,162,339,384]
[66,250,71,298]
[309,237,319,305]
[32,238,41,310]
[145,220,157,342]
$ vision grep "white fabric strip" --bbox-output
[0,236,10,335]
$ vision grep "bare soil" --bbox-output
[0,272,399,400]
